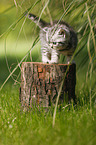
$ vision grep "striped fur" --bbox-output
[26,13,77,64]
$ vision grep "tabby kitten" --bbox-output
[26,13,77,64]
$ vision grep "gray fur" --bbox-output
[26,13,77,64]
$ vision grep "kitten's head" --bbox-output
[45,24,70,51]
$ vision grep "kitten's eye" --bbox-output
[53,42,57,45]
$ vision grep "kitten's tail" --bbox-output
[25,13,47,29]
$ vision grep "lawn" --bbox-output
[0,83,96,145]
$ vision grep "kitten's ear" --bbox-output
[59,29,65,35]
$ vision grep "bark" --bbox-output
[20,62,76,110]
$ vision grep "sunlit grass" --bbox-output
[0,84,96,145]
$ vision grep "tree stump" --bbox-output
[20,62,76,110]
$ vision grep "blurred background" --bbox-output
[0,0,96,99]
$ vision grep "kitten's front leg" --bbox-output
[50,49,59,64]
[41,48,51,63]
[41,48,59,64]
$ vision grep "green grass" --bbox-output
[0,84,96,145]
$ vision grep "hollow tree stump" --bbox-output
[20,62,76,110]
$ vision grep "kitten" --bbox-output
[26,13,77,64]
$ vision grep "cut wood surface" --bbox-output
[20,62,76,110]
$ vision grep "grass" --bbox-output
[0,84,96,145]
